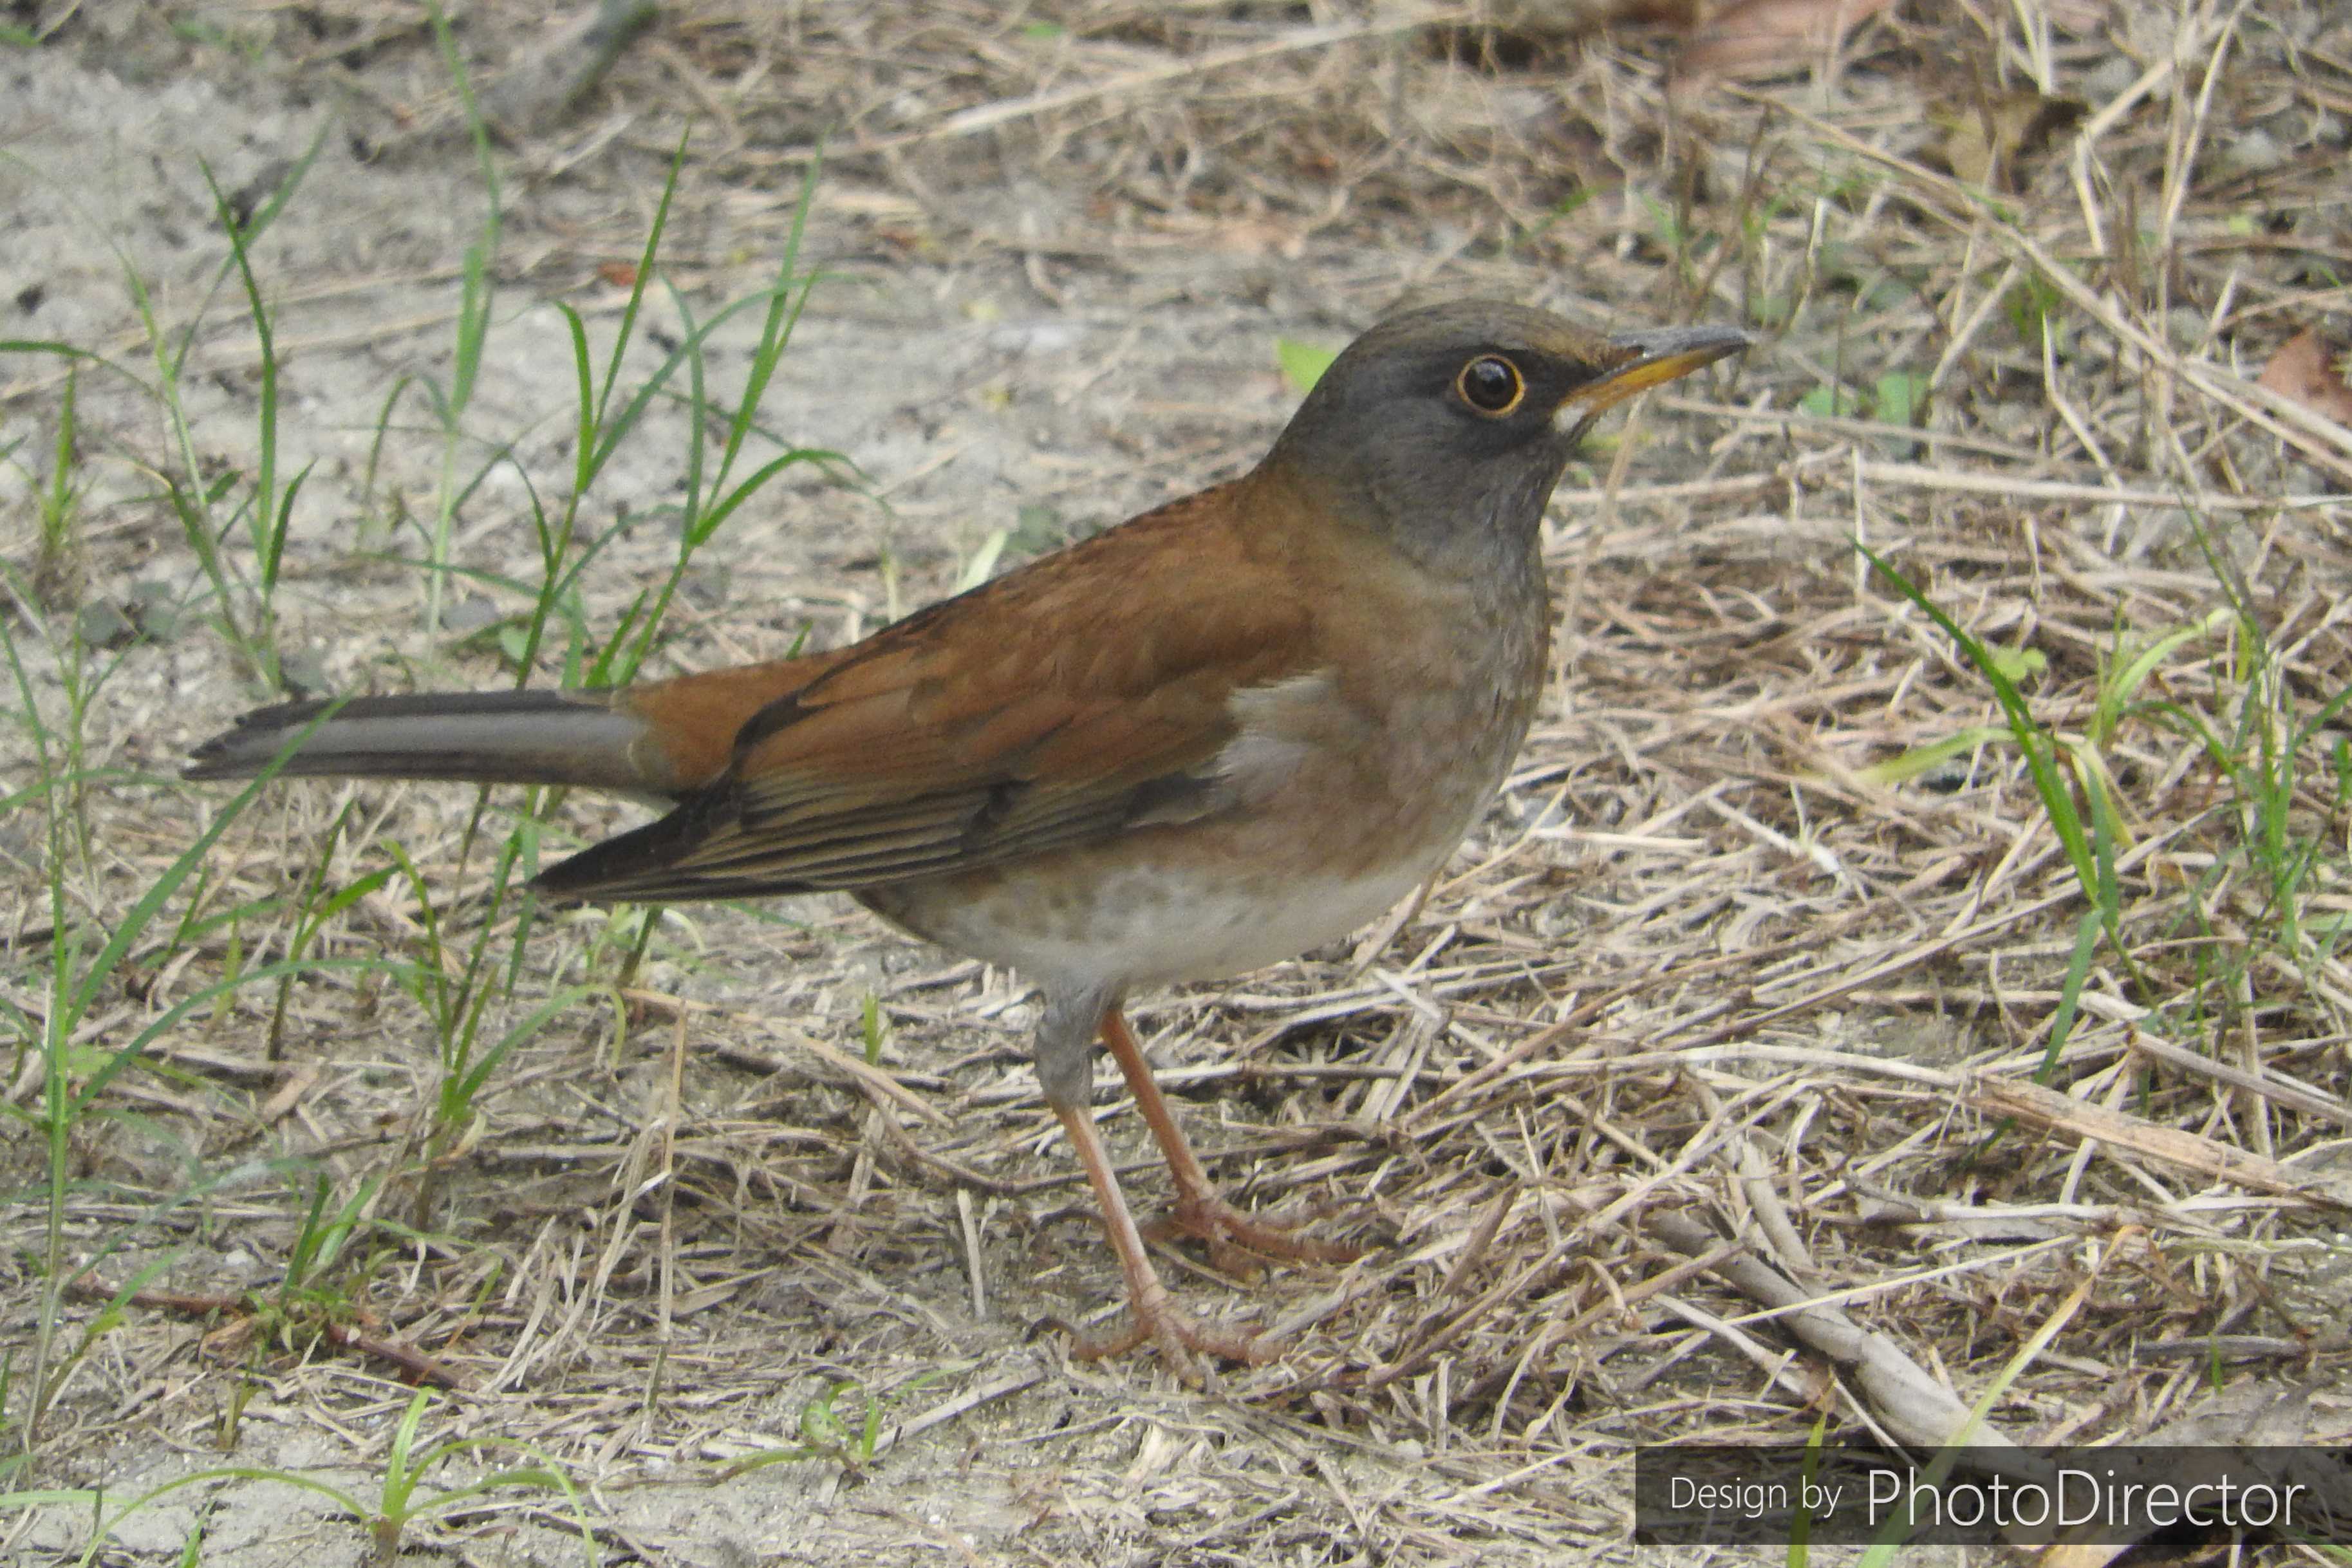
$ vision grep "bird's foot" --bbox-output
[1153,1188,1364,1271]
[1063,1275,1274,1384]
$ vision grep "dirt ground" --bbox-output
[7,2,2352,1565]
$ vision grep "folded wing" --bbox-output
[538,487,1318,902]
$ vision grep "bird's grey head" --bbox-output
[1259,300,1749,581]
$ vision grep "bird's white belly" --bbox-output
[871,859,1433,993]
[1065,863,1427,987]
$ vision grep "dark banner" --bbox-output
[1633,1445,2352,1547]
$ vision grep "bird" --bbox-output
[186,300,1750,1379]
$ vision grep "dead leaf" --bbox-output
[257,1061,321,1124]
[1934,89,2087,189]
[2257,328,2352,426]
[1672,0,1892,87]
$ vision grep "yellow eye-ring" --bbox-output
[1455,355,1525,416]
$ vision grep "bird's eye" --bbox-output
[1455,355,1525,416]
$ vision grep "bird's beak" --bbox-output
[1556,322,1752,438]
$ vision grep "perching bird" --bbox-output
[187,301,1749,1378]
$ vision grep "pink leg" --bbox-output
[1050,1103,1271,1381]
[1099,1008,1361,1266]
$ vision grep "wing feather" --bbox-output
[534,484,1322,904]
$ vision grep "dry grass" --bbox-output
[7,0,2352,1563]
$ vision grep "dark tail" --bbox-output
[183,689,662,794]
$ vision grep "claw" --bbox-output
[1166,1190,1364,1265]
